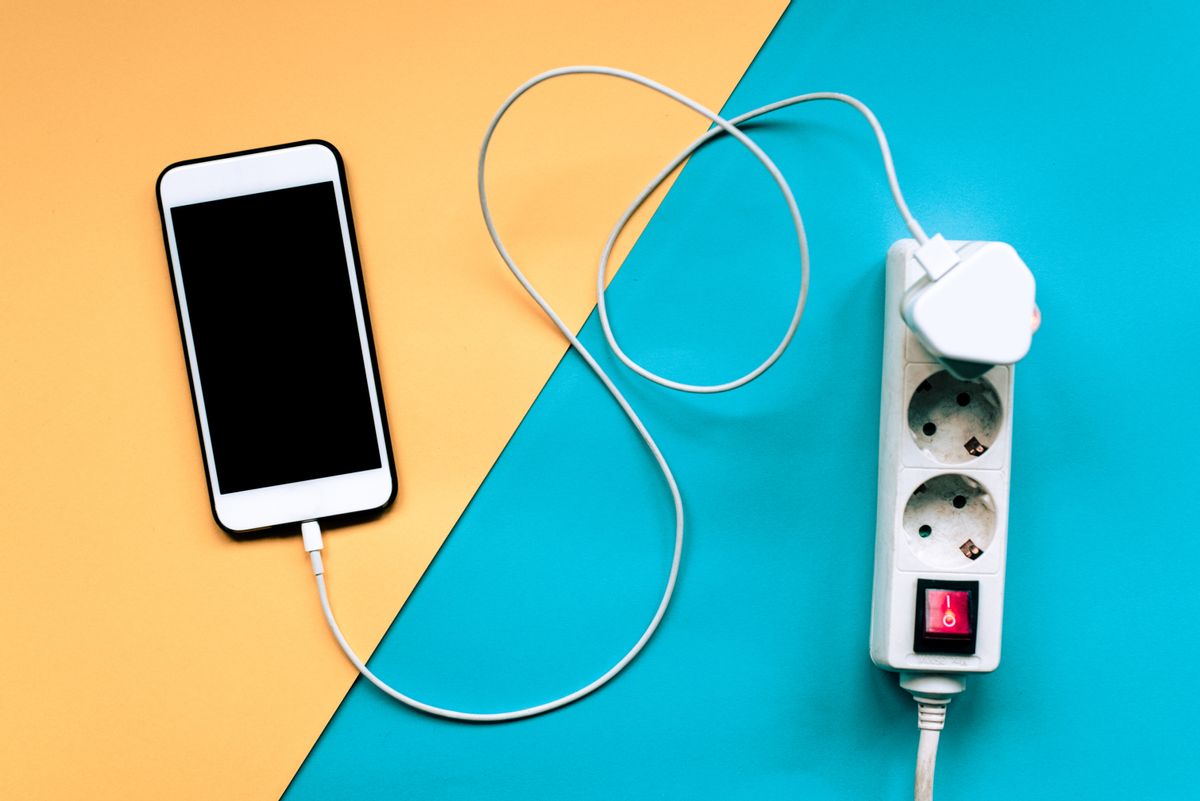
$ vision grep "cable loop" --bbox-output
[310,66,927,722]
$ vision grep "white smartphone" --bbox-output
[156,140,396,534]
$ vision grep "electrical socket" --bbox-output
[902,473,997,569]
[870,240,1014,673]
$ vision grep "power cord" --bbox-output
[303,66,933,725]
[901,672,967,801]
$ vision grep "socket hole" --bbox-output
[903,474,997,569]
[907,370,1003,464]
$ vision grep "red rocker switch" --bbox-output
[925,589,972,636]
[913,579,979,655]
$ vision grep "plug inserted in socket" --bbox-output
[871,240,1014,674]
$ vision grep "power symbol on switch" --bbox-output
[925,589,972,636]
[914,579,978,655]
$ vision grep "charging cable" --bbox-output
[303,67,934,726]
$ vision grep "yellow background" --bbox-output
[0,2,785,799]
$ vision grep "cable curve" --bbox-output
[596,91,927,391]
[311,66,926,721]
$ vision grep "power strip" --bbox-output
[871,239,1015,674]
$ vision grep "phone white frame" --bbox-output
[158,141,394,532]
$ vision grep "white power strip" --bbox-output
[870,239,1015,674]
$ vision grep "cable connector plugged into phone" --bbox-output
[301,520,324,576]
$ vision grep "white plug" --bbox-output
[903,236,1037,379]
[871,239,1015,674]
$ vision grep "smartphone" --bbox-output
[156,140,396,533]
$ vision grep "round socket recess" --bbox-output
[908,370,1002,464]
[903,474,996,568]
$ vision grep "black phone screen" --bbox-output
[170,181,382,494]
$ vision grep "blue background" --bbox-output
[285,3,1200,799]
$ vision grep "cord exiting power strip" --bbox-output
[302,65,960,795]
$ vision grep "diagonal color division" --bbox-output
[0,2,787,800]
[285,2,1200,800]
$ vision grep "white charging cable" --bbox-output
[304,67,931,725]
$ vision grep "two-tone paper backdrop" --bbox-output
[0,2,786,799]
[6,2,1200,800]
[282,6,1200,799]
